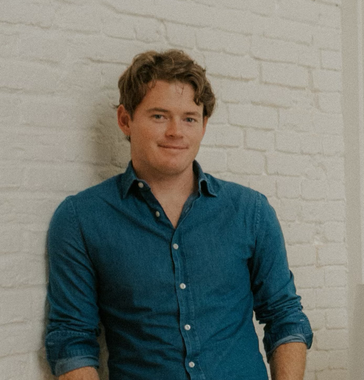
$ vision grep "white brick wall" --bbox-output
[0,0,348,379]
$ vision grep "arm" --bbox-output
[46,197,100,376]
[59,367,100,380]
[249,194,313,364]
[269,342,307,380]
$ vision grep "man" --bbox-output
[46,50,313,380]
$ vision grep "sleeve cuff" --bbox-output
[265,332,313,362]
[55,355,99,377]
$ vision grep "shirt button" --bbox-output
[138,182,144,189]
[189,361,195,368]
[155,211,160,217]
[184,324,191,331]
[180,283,186,290]
[173,243,179,250]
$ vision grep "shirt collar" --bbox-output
[119,161,217,199]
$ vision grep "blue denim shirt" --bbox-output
[46,161,312,380]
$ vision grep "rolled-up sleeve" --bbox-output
[250,193,313,361]
[46,197,100,376]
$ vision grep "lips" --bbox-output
[158,144,187,150]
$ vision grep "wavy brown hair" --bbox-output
[117,49,216,119]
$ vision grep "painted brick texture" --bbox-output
[0,0,347,379]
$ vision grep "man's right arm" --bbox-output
[58,367,100,380]
[46,197,101,377]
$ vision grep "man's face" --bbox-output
[118,80,207,181]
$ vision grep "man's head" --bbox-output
[117,49,216,119]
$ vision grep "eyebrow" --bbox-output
[146,108,202,118]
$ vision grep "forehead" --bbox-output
[141,80,201,109]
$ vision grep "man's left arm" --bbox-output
[269,342,307,380]
[249,193,313,377]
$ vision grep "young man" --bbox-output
[46,50,313,380]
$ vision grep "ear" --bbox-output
[202,116,208,137]
[117,105,132,137]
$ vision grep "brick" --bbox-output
[0,166,23,190]
[266,153,310,176]
[287,244,316,267]
[0,290,32,325]
[320,157,345,180]
[307,349,329,371]
[326,308,348,329]
[314,27,342,50]
[316,370,349,380]
[0,30,19,59]
[197,148,227,173]
[298,46,320,68]
[313,70,342,92]
[322,135,345,156]
[215,8,267,35]
[293,266,325,288]
[318,3,342,29]
[329,350,348,369]
[229,104,278,129]
[197,29,250,55]
[326,180,345,200]
[302,201,346,223]
[205,52,258,79]
[24,164,103,193]
[18,31,68,64]
[102,12,135,39]
[279,108,313,132]
[0,227,22,253]
[0,1,55,27]
[251,36,299,63]
[248,176,276,197]
[318,244,347,266]
[325,267,347,288]
[301,179,327,200]
[281,222,315,244]
[0,61,61,94]
[264,18,313,44]
[321,50,342,70]
[275,132,300,153]
[277,0,319,24]
[276,199,301,221]
[300,134,322,155]
[318,92,342,114]
[305,310,325,332]
[203,125,243,147]
[166,22,196,48]
[299,289,316,310]
[246,0,275,16]
[227,148,265,175]
[276,177,301,199]
[323,221,346,242]
[313,112,343,134]
[316,287,347,308]
[315,329,348,350]
[0,254,46,288]
[53,3,101,33]
[262,62,309,88]
[0,354,30,380]
[245,129,274,151]
[31,286,48,322]
[0,322,44,357]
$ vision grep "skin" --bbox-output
[57,80,308,379]
[270,342,307,380]
[117,80,207,227]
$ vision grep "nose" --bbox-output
[166,118,183,137]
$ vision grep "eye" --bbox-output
[152,114,164,120]
[185,117,197,123]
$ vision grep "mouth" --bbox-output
[158,144,187,150]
